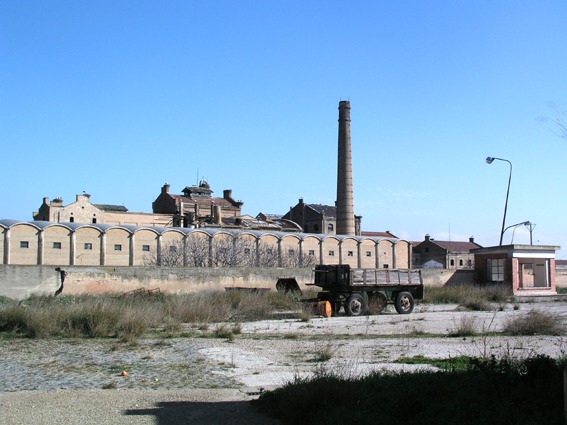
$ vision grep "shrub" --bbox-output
[449,315,478,337]
[503,310,566,336]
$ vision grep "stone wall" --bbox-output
[1,265,479,301]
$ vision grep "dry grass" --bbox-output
[424,284,510,306]
[503,310,566,336]
[0,290,304,339]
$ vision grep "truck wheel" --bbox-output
[345,293,366,316]
[395,292,414,314]
[367,292,387,314]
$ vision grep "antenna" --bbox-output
[196,168,199,186]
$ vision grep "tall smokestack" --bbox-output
[336,101,355,235]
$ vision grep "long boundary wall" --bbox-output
[1,265,479,301]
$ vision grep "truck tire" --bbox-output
[345,293,366,316]
[395,291,414,314]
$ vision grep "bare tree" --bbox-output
[537,102,567,140]
[143,231,317,268]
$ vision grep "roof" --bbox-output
[430,240,481,253]
[0,219,405,244]
[94,204,128,212]
[307,204,337,217]
[361,231,397,238]
[413,239,482,253]
[170,194,234,208]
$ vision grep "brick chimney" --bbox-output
[336,101,355,235]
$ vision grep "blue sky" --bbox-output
[1,1,566,258]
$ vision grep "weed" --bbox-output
[214,324,234,339]
[449,315,478,337]
[503,310,566,336]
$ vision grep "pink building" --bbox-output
[473,245,560,296]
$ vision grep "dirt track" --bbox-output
[1,301,566,424]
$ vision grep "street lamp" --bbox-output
[486,157,512,246]
[503,221,536,245]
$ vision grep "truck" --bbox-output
[310,264,423,316]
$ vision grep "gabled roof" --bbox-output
[361,231,397,238]
[416,239,482,253]
[307,204,336,217]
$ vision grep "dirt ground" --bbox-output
[1,301,566,424]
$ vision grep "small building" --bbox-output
[472,244,560,295]
[283,198,362,236]
[412,235,481,269]
[33,194,172,227]
[152,180,243,227]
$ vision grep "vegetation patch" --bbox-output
[255,355,565,425]
[503,310,566,336]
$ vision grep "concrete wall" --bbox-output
[0,265,314,300]
[556,267,567,288]
[1,264,479,301]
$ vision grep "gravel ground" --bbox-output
[1,301,567,424]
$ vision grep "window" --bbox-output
[288,250,295,255]
[488,258,505,281]
[309,250,315,256]
[366,251,372,257]
[169,246,177,253]
[329,251,335,256]
[53,242,62,249]
[347,251,353,257]
[267,249,273,255]
[383,264,389,269]
[244,248,250,255]
[69,217,74,222]
[92,218,97,223]
[327,224,334,232]
[142,245,150,252]
[114,244,122,251]
[84,243,92,250]
[20,241,29,249]
[459,259,463,266]
[450,259,455,266]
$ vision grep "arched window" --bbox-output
[327,223,334,232]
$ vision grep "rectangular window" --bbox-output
[309,250,315,256]
[347,251,353,257]
[92,218,97,224]
[69,217,74,222]
[114,244,122,251]
[53,242,62,249]
[383,264,389,269]
[488,258,505,281]
[142,245,150,252]
[329,251,334,256]
[366,251,372,257]
[20,241,29,249]
[84,243,92,250]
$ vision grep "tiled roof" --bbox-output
[307,204,336,217]
[426,240,482,253]
[361,231,397,238]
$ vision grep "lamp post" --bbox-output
[486,157,512,246]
